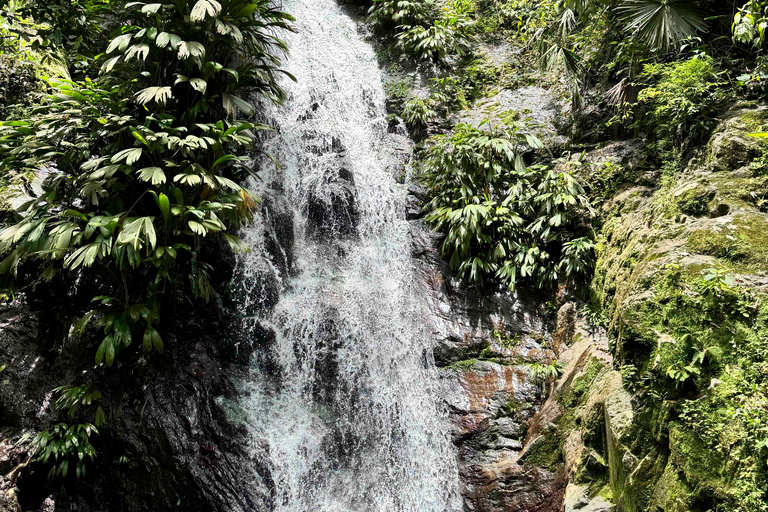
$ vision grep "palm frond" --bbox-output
[617,0,707,52]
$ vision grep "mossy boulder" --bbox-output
[708,110,766,173]
[587,109,768,512]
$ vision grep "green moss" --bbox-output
[709,175,768,211]
[687,214,768,270]
[522,425,564,470]
[667,423,728,499]
[735,109,768,132]
[445,359,478,370]
[559,356,606,408]
[675,186,711,217]
[649,461,693,512]
[496,398,529,418]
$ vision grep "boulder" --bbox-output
[306,167,360,237]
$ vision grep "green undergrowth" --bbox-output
[610,263,768,511]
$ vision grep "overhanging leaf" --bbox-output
[137,167,167,185]
[191,0,222,22]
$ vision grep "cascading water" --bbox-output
[235,0,462,510]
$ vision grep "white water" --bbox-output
[236,1,462,511]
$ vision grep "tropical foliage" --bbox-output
[422,116,595,290]
[636,55,725,149]
[368,0,475,62]
[0,0,292,367]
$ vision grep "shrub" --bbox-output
[637,56,725,148]
[0,0,293,367]
[401,97,434,138]
[367,0,439,30]
[369,0,474,63]
[422,116,595,290]
[31,423,99,480]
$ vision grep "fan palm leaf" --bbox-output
[617,0,707,52]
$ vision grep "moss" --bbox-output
[559,356,606,408]
[522,425,564,470]
[735,109,768,133]
[649,461,693,512]
[710,175,768,211]
[687,214,768,271]
[667,423,728,500]
[445,359,478,370]
[496,398,530,418]
[675,186,711,217]
[597,483,614,501]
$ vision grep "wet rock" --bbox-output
[0,305,44,427]
[306,167,359,237]
[552,302,577,355]
[570,104,612,143]
[563,483,615,512]
[409,204,560,510]
[461,86,568,146]
[381,132,413,184]
[262,194,295,277]
[0,299,275,512]
[444,361,538,437]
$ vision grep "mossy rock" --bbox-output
[687,213,768,271]
[674,184,712,217]
[649,461,693,512]
[708,112,766,173]
[667,423,727,499]
[522,424,565,471]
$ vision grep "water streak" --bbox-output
[237,1,462,510]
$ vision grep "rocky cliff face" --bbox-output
[0,301,274,512]
[0,190,296,512]
[486,105,768,512]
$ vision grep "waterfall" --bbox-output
[235,0,462,510]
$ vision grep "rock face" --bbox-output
[0,187,297,512]
[410,210,565,510]
[0,301,277,512]
[421,103,768,512]
[578,106,768,510]
[460,86,568,146]
[305,166,360,237]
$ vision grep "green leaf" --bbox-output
[105,339,115,366]
[235,3,260,18]
[138,167,167,185]
[156,32,173,48]
[106,34,132,54]
[143,326,163,352]
[136,86,173,105]
[141,3,162,14]
[156,193,170,222]
[101,56,121,74]
[177,41,206,59]
[112,148,143,165]
[222,93,255,117]
[189,78,207,94]
[95,406,106,427]
[95,335,113,366]
[191,0,222,22]
[74,310,99,334]
[223,234,250,253]
[125,43,150,62]
[117,217,157,251]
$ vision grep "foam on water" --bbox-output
[236,1,462,511]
